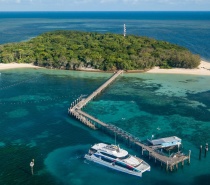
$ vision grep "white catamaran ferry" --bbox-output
[84,143,150,177]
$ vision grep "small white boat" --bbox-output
[84,143,150,177]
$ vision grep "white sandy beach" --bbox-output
[146,60,210,76]
[0,63,41,70]
[1,61,210,76]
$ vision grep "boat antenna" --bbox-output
[115,132,116,146]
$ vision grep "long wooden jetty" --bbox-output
[68,70,191,171]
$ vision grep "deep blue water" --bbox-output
[0,11,210,20]
[0,12,210,185]
[0,11,210,60]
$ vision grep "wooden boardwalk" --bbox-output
[74,70,123,110]
[69,70,123,129]
[68,70,191,171]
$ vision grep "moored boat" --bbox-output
[84,143,150,177]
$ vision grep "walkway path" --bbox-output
[68,70,190,171]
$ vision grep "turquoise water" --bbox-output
[1,12,210,185]
[0,69,210,185]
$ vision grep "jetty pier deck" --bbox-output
[68,70,190,171]
[73,70,123,110]
[68,70,123,129]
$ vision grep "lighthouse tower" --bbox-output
[124,24,126,37]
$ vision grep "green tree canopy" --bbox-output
[0,30,200,71]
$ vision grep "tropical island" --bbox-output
[0,30,201,71]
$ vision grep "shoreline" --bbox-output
[0,63,42,70]
[145,60,210,76]
[1,60,210,76]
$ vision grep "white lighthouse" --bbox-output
[124,24,126,37]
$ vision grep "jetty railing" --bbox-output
[68,70,191,171]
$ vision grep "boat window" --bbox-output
[115,162,133,171]
[100,152,118,159]
[90,148,97,153]
[101,157,113,163]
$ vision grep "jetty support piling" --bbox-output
[205,143,208,157]
[188,150,191,164]
[199,145,202,160]
[68,70,190,172]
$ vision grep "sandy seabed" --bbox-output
[1,61,210,76]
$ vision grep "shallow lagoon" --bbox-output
[0,68,210,185]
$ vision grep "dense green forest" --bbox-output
[0,30,200,71]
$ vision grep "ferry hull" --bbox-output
[85,154,150,177]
